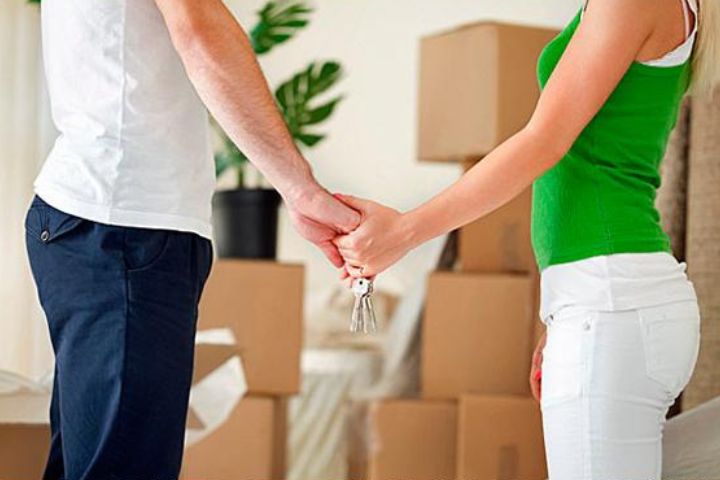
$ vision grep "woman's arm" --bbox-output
[337,0,660,277]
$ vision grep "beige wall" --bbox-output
[227,0,580,318]
[0,1,55,379]
[0,0,582,377]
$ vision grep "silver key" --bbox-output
[350,278,377,334]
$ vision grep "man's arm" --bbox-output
[154,0,359,264]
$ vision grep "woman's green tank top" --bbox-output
[531,9,692,270]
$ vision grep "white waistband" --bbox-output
[540,252,697,321]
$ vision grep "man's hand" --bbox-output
[286,186,360,267]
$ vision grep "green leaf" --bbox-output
[308,62,342,96]
[274,60,344,148]
[303,97,342,125]
[211,118,249,181]
[214,148,248,177]
[214,152,232,177]
[250,1,313,55]
[295,133,325,147]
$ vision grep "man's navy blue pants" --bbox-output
[25,196,213,480]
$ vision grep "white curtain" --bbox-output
[0,0,55,379]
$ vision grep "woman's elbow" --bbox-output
[520,123,574,171]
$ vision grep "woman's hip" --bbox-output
[539,301,700,479]
[541,300,700,407]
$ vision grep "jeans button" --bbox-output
[40,230,50,242]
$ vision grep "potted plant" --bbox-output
[212,1,344,259]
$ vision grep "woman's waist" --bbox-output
[539,252,697,321]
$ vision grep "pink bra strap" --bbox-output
[680,0,691,39]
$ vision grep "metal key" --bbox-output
[350,278,377,334]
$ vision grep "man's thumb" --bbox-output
[334,193,369,212]
[328,193,363,232]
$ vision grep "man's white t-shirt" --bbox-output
[35,0,215,239]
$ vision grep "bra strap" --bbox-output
[680,0,691,39]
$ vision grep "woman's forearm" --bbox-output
[333,124,570,277]
[403,126,565,249]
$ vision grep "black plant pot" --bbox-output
[212,188,282,259]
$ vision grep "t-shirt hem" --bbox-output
[34,182,213,241]
[536,239,672,271]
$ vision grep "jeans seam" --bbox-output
[106,268,131,477]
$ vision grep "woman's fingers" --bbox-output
[337,248,363,264]
[345,263,376,278]
[530,367,542,403]
[532,348,543,369]
[334,233,359,250]
[345,264,365,277]
[529,330,547,403]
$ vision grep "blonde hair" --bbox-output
[692,0,720,95]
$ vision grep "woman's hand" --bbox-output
[333,194,417,278]
[530,329,547,403]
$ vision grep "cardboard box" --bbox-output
[182,395,287,480]
[347,400,370,480]
[182,342,287,480]
[0,380,52,479]
[458,184,534,273]
[0,423,50,479]
[457,395,547,480]
[199,260,304,395]
[418,22,558,163]
[368,400,457,480]
[531,276,545,348]
[422,272,535,399]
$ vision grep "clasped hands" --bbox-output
[286,185,415,281]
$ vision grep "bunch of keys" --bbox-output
[350,278,377,334]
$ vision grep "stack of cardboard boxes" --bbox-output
[367,20,558,480]
[0,260,303,480]
[182,260,303,480]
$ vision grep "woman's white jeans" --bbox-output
[540,300,701,480]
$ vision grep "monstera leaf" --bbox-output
[214,130,249,183]
[275,61,343,147]
[251,1,312,55]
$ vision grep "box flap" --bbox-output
[192,343,241,385]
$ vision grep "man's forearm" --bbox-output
[156,0,314,200]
